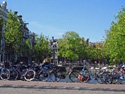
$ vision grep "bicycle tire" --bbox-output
[96,71,106,84]
[100,72,111,84]
[24,69,36,81]
[111,72,121,84]
[9,69,18,80]
[47,73,56,82]
[69,71,80,82]
[55,71,66,82]
[83,71,90,82]
[38,70,49,81]
[96,74,103,84]
[0,68,10,80]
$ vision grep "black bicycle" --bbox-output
[45,66,66,82]
[0,62,10,80]
[9,63,36,81]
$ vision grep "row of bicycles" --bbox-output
[0,62,36,81]
[0,61,69,82]
[70,65,125,84]
[0,61,125,84]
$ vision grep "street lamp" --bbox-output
[52,42,56,64]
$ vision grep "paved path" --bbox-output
[0,87,125,94]
[0,80,125,91]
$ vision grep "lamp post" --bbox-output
[52,42,56,65]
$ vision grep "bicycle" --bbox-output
[0,62,10,80]
[44,65,66,82]
[9,63,35,81]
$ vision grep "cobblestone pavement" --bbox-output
[0,87,125,94]
[0,80,125,91]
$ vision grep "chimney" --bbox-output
[18,15,22,19]
[14,11,18,15]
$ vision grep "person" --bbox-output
[41,57,53,70]
[82,60,87,77]
[94,61,97,68]
[4,60,10,69]
[16,61,27,72]
[83,60,86,65]
[121,64,125,74]
[78,60,89,82]
[0,62,4,70]
[120,64,125,80]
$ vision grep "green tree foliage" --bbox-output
[24,39,36,63]
[58,31,87,62]
[34,34,50,62]
[75,37,88,61]
[58,31,79,61]
[62,31,79,39]
[0,17,3,28]
[25,39,34,56]
[90,42,107,62]
[105,8,125,63]
[4,11,24,56]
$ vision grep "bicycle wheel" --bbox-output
[96,71,105,84]
[9,69,18,80]
[83,71,90,82]
[0,68,10,80]
[102,72,112,84]
[55,71,66,82]
[96,74,103,84]
[24,69,36,81]
[111,72,121,84]
[47,73,56,82]
[69,71,80,82]
[38,70,49,81]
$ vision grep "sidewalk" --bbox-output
[0,80,125,91]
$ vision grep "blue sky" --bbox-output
[2,0,125,42]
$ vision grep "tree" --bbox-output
[93,42,107,61]
[62,31,79,39]
[25,39,34,56]
[24,39,36,64]
[34,34,50,62]
[4,11,24,61]
[75,37,88,61]
[58,31,93,63]
[105,8,125,64]
[58,31,81,62]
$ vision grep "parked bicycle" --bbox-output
[43,65,66,82]
[9,61,36,81]
[0,62,10,80]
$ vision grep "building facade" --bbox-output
[0,1,8,62]
[49,37,58,64]
[0,1,36,63]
